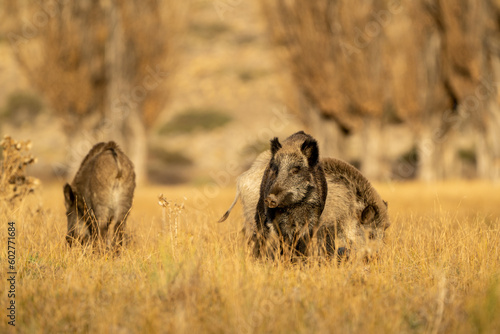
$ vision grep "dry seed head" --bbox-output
[158,193,169,207]
[2,135,11,145]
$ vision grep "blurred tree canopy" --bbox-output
[6,0,187,183]
[262,0,500,181]
[3,0,500,182]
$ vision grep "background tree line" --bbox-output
[262,0,500,181]
[3,0,500,182]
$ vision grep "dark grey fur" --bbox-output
[63,141,136,248]
[254,131,328,258]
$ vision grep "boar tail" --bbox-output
[106,142,123,179]
[218,189,240,223]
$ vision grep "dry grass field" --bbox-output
[1,181,500,333]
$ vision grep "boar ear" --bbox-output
[63,183,75,207]
[270,137,282,156]
[301,137,319,166]
[361,205,376,224]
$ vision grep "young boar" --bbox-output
[255,131,328,258]
[219,150,271,241]
[63,141,135,248]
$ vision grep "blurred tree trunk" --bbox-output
[475,1,500,180]
[438,0,500,180]
[476,131,490,179]
[477,103,500,180]
[361,118,387,180]
[105,3,145,184]
[417,115,442,182]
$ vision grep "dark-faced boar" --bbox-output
[219,131,390,260]
[254,131,328,258]
[63,141,135,248]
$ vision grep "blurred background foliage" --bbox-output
[159,108,232,135]
[0,0,499,184]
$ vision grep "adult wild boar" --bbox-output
[255,131,328,258]
[219,131,390,259]
[221,131,327,257]
[63,141,135,248]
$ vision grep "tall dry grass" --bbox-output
[1,181,499,333]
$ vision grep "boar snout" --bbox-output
[265,190,294,208]
[265,194,279,208]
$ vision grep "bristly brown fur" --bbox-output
[64,141,135,249]
[321,157,389,230]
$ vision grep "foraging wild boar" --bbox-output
[219,131,390,259]
[63,141,135,248]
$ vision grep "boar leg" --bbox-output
[113,217,126,249]
[97,220,110,246]
[325,229,336,256]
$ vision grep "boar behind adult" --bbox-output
[319,158,390,259]
[218,150,271,242]
[64,141,135,248]
[255,131,328,258]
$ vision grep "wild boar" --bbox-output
[318,158,390,259]
[63,141,135,248]
[255,131,328,258]
[219,132,390,260]
[218,150,271,241]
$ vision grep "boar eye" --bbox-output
[290,166,301,175]
[270,163,279,175]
